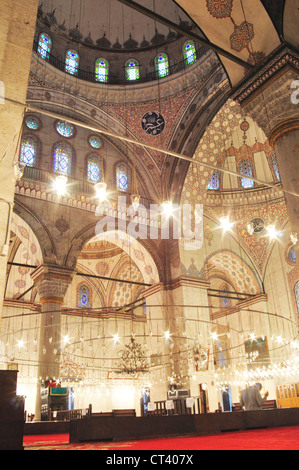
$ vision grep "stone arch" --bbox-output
[10,212,43,267]
[88,230,160,286]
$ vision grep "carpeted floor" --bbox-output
[23,426,299,450]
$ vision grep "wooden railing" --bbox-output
[49,404,92,421]
[146,398,201,417]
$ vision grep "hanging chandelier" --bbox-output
[117,338,149,375]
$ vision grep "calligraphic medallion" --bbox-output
[142,111,165,136]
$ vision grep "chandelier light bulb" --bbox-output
[266,224,279,241]
[17,339,24,349]
[95,181,107,202]
[162,200,173,218]
[113,333,120,343]
[164,330,171,340]
[63,334,70,345]
[247,222,254,236]
[131,194,140,212]
[290,232,298,245]
[220,216,234,232]
[53,174,68,195]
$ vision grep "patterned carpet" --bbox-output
[23,426,299,450]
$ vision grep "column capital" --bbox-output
[31,264,76,304]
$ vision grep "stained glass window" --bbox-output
[239,159,255,189]
[20,136,38,167]
[87,154,102,184]
[65,50,79,75]
[25,116,40,130]
[125,59,140,81]
[208,170,220,190]
[56,121,74,138]
[295,282,299,316]
[155,53,169,78]
[53,143,73,177]
[89,136,102,149]
[116,162,131,192]
[38,33,52,60]
[270,153,281,182]
[78,285,90,308]
[183,41,197,66]
[95,58,109,83]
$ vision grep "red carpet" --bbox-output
[23,426,299,450]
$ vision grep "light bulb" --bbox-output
[266,225,278,241]
[17,339,24,349]
[14,161,26,181]
[95,181,107,202]
[290,232,298,245]
[247,223,254,235]
[220,216,234,232]
[53,175,67,195]
[164,331,171,340]
[211,332,218,341]
[162,201,173,218]
[63,335,70,345]
[113,333,120,343]
[131,194,140,212]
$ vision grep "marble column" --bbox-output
[31,265,75,420]
[0,0,38,324]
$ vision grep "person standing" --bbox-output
[240,383,269,411]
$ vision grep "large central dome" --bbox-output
[39,0,194,49]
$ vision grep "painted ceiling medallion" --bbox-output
[230,21,255,53]
[206,0,233,19]
[142,111,165,136]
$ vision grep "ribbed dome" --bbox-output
[38,0,192,50]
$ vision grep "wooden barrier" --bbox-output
[276,383,299,409]
[69,407,299,444]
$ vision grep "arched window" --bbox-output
[183,40,197,66]
[116,162,131,192]
[65,50,79,75]
[53,143,73,177]
[295,281,299,316]
[125,59,140,81]
[239,159,254,189]
[38,33,52,60]
[270,153,281,182]
[78,284,90,308]
[95,58,109,83]
[208,170,220,190]
[20,136,39,167]
[87,154,103,184]
[155,53,169,78]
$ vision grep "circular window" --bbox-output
[56,121,74,138]
[89,135,102,149]
[25,116,40,130]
